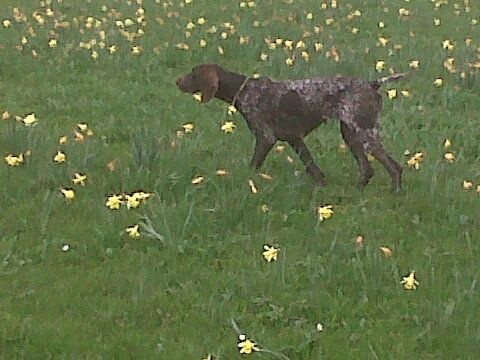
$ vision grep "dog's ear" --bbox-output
[200,66,219,103]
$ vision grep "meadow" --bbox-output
[1,0,480,358]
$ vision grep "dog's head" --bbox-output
[176,64,220,103]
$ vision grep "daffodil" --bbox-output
[2,19,12,28]
[463,180,473,190]
[59,135,68,144]
[106,194,123,209]
[248,179,258,193]
[409,60,420,69]
[406,151,424,170]
[74,131,85,143]
[4,153,24,166]
[318,205,333,221]
[216,169,228,176]
[444,152,455,162]
[77,123,88,132]
[22,113,37,127]
[1,111,10,120]
[237,337,259,354]
[60,188,75,201]
[380,246,393,257]
[221,121,236,133]
[132,191,151,202]
[125,194,141,209]
[401,271,419,290]
[355,235,365,248]
[126,224,140,238]
[53,150,66,163]
[443,139,452,148]
[182,123,194,133]
[191,175,204,184]
[262,245,279,262]
[434,78,444,87]
[375,60,385,72]
[387,89,397,99]
[72,172,87,186]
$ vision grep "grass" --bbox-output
[1,0,480,358]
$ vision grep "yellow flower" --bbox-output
[227,105,237,114]
[125,194,141,209]
[2,19,12,28]
[221,121,236,133]
[318,205,333,221]
[259,173,273,180]
[60,188,75,201]
[4,153,24,166]
[401,271,419,290]
[126,224,141,238]
[59,135,68,144]
[406,151,424,170]
[106,194,123,209]
[262,245,279,262]
[77,123,89,132]
[216,169,229,176]
[409,60,420,69]
[442,39,454,51]
[72,172,87,186]
[182,123,194,133]
[444,152,455,162]
[375,60,385,72]
[377,36,388,46]
[443,139,452,148]
[193,93,202,102]
[132,46,143,55]
[380,246,393,257]
[248,179,258,193]
[191,175,204,184]
[338,142,349,152]
[434,78,443,87]
[22,113,37,127]
[463,180,473,190]
[2,111,10,120]
[132,191,151,202]
[202,355,215,360]
[74,131,85,143]
[355,235,365,248]
[387,89,397,99]
[237,337,259,354]
[285,57,294,66]
[53,151,66,163]
[48,39,57,48]
[314,42,323,51]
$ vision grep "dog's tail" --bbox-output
[371,72,409,89]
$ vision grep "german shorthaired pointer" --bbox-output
[177,63,406,191]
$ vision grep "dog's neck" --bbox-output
[214,67,248,105]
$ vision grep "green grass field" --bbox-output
[1,0,480,358]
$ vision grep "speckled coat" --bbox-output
[177,64,406,191]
